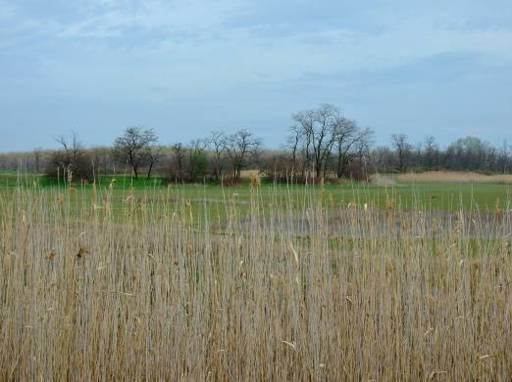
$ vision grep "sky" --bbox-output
[1,0,512,151]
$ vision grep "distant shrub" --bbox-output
[45,150,94,183]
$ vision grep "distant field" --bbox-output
[394,170,512,184]
[1,172,511,214]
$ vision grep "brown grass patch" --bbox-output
[396,171,512,184]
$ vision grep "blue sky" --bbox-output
[1,0,511,151]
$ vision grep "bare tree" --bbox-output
[349,128,374,179]
[422,136,439,169]
[225,129,261,180]
[145,145,163,179]
[292,104,341,179]
[498,140,511,174]
[56,132,83,165]
[290,110,315,178]
[207,131,227,181]
[112,127,158,178]
[333,118,360,178]
[170,143,186,182]
[391,134,412,173]
[315,105,340,179]
[286,124,303,178]
[46,132,92,182]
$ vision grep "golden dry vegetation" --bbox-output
[395,171,512,184]
[1,186,512,380]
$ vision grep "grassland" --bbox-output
[1,173,512,380]
[2,171,512,214]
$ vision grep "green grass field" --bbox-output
[1,173,511,214]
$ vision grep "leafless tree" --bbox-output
[225,129,261,180]
[314,105,340,179]
[112,127,159,178]
[290,110,314,178]
[333,118,366,178]
[287,125,303,177]
[391,134,412,173]
[334,125,374,179]
[56,132,83,164]
[351,128,374,179]
[422,136,439,169]
[498,140,511,174]
[292,104,343,179]
[47,132,92,182]
[170,143,186,182]
[207,131,227,181]
[145,145,163,179]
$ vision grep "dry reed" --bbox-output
[1,185,512,380]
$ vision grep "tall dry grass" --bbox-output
[1,185,512,380]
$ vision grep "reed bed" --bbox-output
[1,185,512,380]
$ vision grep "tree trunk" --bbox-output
[337,148,343,178]
[146,162,154,179]
[315,161,322,179]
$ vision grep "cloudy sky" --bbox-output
[1,0,511,151]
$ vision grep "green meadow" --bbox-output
[1,172,511,214]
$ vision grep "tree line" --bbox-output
[1,104,511,183]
